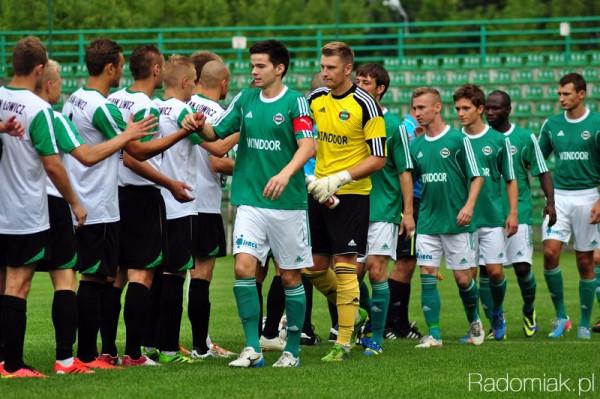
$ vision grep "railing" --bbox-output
[0,16,599,71]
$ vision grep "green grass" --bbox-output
[3,252,599,398]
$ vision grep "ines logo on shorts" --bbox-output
[235,234,258,249]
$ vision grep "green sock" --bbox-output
[478,276,493,322]
[579,279,596,329]
[517,271,536,315]
[359,279,371,316]
[490,277,507,314]
[459,279,480,323]
[421,274,441,340]
[370,281,390,345]
[544,267,567,319]
[595,266,600,304]
[283,283,306,357]
[233,278,261,352]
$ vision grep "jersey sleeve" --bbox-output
[132,106,160,143]
[176,107,203,145]
[409,142,421,178]
[213,92,243,139]
[355,91,386,157]
[92,102,127,140]
[526,133,549,176]
[537,119,553,159]
[460,136,481,180]
[500,137,516,182]
[54,113,84,153]
[390,125,413,174]
[290,95,314,140]
[29,108,58,156]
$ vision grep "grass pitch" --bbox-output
[2,252,599,398]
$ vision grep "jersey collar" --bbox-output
[503,123,516,136]
[259,85,288,103]
[462,124,489,139]
[331,83,355,100]
[564,107,590,123]
[424,125,450,141]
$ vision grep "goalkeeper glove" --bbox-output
[307,170,352,203]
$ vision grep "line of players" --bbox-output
[1,36,599,377]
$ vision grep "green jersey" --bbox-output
[538,108,600,190]
[369,110,412,224]
[465,126,515,228]
[410,126,481,235]
[213,86,313,210]
[502,124,549,225]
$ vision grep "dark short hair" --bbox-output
[559,72,586,92]
[487,89,511,107]
[453,83,485,108]
[85,38,123,76]
[129,45,161,80]
[12,36,47,76]
[356,63,390,99]
[190,51,222,84]
[249,40,290,78]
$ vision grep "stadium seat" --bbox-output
[291,59,315,73]
[588,102,597,112]
[582,68,599,82]
[421,57,439,70]
[526,86,544,100]
[462,56,480,69]
[547,53,565,67]
[515,70,533,83]
[526,119,542,132]
[536,102,554,116]
[410,73,427,86]
[439,88,454,103]
[441,56,460,70]
[526,54,544,67]
[391,73,407,87]
[431,71,448,86]
[484,55,502,68]
[536,69,555,83]
[514,102,532,116]
[504,54,523,68]
[590,52,600,66]
[568,53,588,67]
[383,58,401,71]
[494,70,512,84]
[474,70,491,84]
[451,71,469,85]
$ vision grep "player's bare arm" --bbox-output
[0,115,25,138]
[457,176,484,226]
[399,171,415,236]
[539,172,556,227]
[505,179,519,236]
[41,155,87,227]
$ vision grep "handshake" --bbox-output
[306,170,352,206]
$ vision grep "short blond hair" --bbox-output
[412,87,442,104]
[163,55,195,88]
[321,41,354,65]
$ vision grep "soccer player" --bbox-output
[187,58,238,359]
[409,87,485,349]
[34,59,155,373]
[354,63,414,355]
[485,89,556,337]
[0,37,86,378]
[387,102,424,340]
[594,249,600,332]
[538,73,600,339]
[63,39,194,369]
[183,40,315,368]
[454,84,518,341]
[305,42,386,361]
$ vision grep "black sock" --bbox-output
[52,290,77,361]
[142,268,162,349]
[256,282,263,337]
[77,280,103,362]
[302,274,314,334]
[263,276,285,339]
[1,295,26,372]
[395,280,411,330]
[100,285,122,356]
[158,274,184,352]
[328,298,338,329]
[124,282,150,359]
[188,279,210,354]
[0,294,5,362]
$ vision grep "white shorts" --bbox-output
[475,227,507,265]
[357,222,398,263]
[504,224,533,265]
[542,188,600,252]
[416,233,476,270]
[233,206,312,270]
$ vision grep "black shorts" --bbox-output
[38,195,77,272]
[309,194,369,256]
[164,216,194,274]
[191,213,226,259]
[75,222,120,278]
[0,230,48,268]
[396,197,420,259]
[119,185,166,269]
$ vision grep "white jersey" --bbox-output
[63,87,126,225]
[0,86,57,234]
[108,88,161,187]
[46,111,84,198]
[156,97,200,219]
[188,94,225,214]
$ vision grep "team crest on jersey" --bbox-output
[273,113,285,125]
[581,130,591,140]
[482,145,493,156]
[338,110,350,121]
[440,148,451,158]
[510,145,517,155]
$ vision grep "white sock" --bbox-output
[56,357,74,367]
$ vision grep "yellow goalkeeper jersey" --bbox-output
[308,84,386,195]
